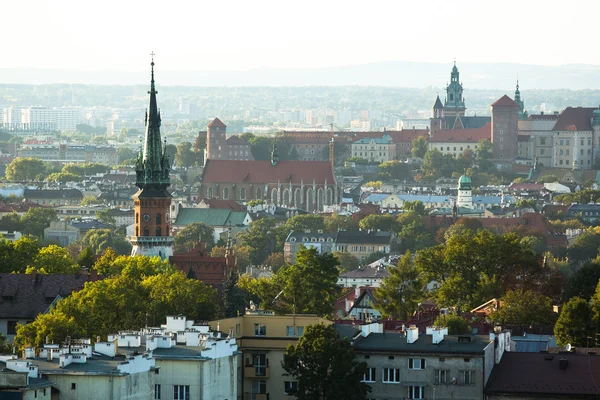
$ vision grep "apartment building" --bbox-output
[209,310,331,400]
[334,230,397,261]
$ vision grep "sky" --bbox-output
[3,0,600,72]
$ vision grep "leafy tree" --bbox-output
[283,214,325,234]
[476,139,493,172]
[5,158,47,181]
[549,219,585,233]
[323,213,359,233]
[363,181,383,190]
[565,260,600,300]
[15,312,78,350]
[46,172,82,183]
[554,296,594,347]
[222,271,245,318]
[538,174,559,183]
[363,251,387,265]
[237,275,280,309]
[264,252,286,271]
[96,210,116,227]
[334,251,360,272]
[433,314,471,335]
[10,237,42,273]
[282,324,370,400]
[402,200,426,215]
[174,141,197,168]
[516,198,537,210]
[375,252,423,319]
[358,214,399,232]
[397,211,434,251]
[234,245,252,269]
[32,245,79,274]
[81,195,102,206]
[0,212,24,233]
[378,160,409,181]
[174,223,215,253]
[210,246,226,257]
[193,131,207,153]
[236,218,282,265]
[21,208,58,237]
[117,147,136,164]
[569,231,600,262]
[77,247,96,268]
[411,136,428,159]
[82,229,132,255]
[491,289,557,326]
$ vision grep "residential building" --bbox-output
[44,219,113,246]
[337,262,390,288]
[0,272,101,339]
[428,123,491,158]
[353,324,505,400]
[485,352,600,400]
[351,136,395,163]
[362,193,404,209]
[283,230,336,263]
[517,113,559,168]
[17,144,118,164]
[0,368,52,399]
[209,310,331,400]
[567,203,600,222]
[173,208,252,243]
[24,189,83,206]
[335,231,397,261]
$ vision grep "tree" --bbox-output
[20,208,58,237]
[10,237,41,273]
[210,246,226,257]
[82,229,132,255]
[411,136,428,159]
[0,212,24,233]
[375,252,424,319]
[173,223,215,253]
[422,148,444,178]
[334,251,360,272]
[282,324,370,400]
[432,314,471,335]
[363,251,387,265]
[324,213,359,233]
[175,141,197,168]
[236,218,282,265]
[32,245,79,274]
[193,131,207,153]
[96,210,116,227]
[538,174,559,183]
[402,200,426,215]
[77,247,96,268]
[283,214,325,234]
[15,311,78,350]
[566,260,600,300]
[491,289,557,326]
[264,252,286,271]
[569,232,600,262]
[222,271,245,318]
[554,296,595,347]
[46,172,82,183]
[397,211,434,251]
[378,160,409,181]
[363,181,383,190]
[5,158,47,181]
[81,195,102,206]
[476,139,493,172]
[358,214,399,232]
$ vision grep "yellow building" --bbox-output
[209,310,331,400]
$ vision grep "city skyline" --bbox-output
[4,0,600,75]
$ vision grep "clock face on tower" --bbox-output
[143,213,150,222]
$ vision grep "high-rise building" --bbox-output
[130,57,174,260]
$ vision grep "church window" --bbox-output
[256,188,262,199]
[156,227,161,236]
[207,187,213,199]
[156,213,161,224]
[450,94,454,101]
[144,227,150,236]
[240,188,246,200]
[223,187,230,200]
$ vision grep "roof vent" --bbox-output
[559,358,568,371]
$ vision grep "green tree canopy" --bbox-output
[554,296,594,347]
[375,252,424,319]
[491,289,557,326]
[282,324,370,400]
[378,160,409,181]
[222,271,246,318]
[82,228,132,255]
[21,208,58,237]
[173,222,215,253]
[358,214,400,232]
[5,158,47,181]
[411,136,428,159]
[31,245,79,274]
[334,251,360,272]
[566,259,600,300]
[323,213,359,233]
[175,141,198,168]
[236,218,283,265]
[432,314,471,335]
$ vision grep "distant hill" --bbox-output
[2,61,600,90]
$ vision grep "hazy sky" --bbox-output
[4,0,599,71]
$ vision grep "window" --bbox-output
[223,187,229,200]
[566,150,570,156]
[156,213,161,224]
[235,324,240,336]
[382,368,400,383]
[560,149,564,155]
[540,137,546,145]
[296,326,304,336]
[252,380,267,395]
[284,381,298,395]
[154,384,161,399]
[540,148,545,155]
[566,139,570,146]
[7,321,17,335]
[155,227,161,236]
[71,383,76,390]
[434,369,449,384]
[240,188,246,200]
[362,367,376,382]
[581,139,584,146]
[207,187,213,198]
[461,370,475,385]
[560,139,564,146]
[251,353,267,376]
[409,358,426,370]
[560,160,563,165]
[174,385,190,400]
[407,385,424,399]
[286,326,294,336]
[254,324,266,336]
[581,149,584,155]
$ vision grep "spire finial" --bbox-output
[150,51,156,91]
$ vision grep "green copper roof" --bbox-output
[459,175,471,184]
[174,208,248,227]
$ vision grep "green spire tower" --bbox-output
[514,80,528,120]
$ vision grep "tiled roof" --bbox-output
[528,113,560,121]
[197,198,245,211]
[174,208,248,227]
[207,117,226,128]
[24,189,83,200]
[553,107,596,131]
[444,116,491,129]
[353,137,391,144]
[509,183,544,191]
[485,352,600,396]
[202,160,335,185]
[0,272,100,320]
[491,95,518,108]
[225,135,249,145]
[340,264,390,279]
[429,122,491,143]
[335,230,392,245]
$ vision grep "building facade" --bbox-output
[205,117,253,162]
[283,230,336,263]
[351,136,395,163]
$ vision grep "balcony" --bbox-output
[243,393,269,400]
[245,365,270,378]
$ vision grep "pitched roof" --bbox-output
[429,122,491,143]
[485,352,600,396]
[491,95,518,108]
[197,198,245,211]
[202,160,335,185]
[225,135,249,145]
[207,117,226,128]
[0,272,100,320]
[433,95,443,109]
[553,107,596,131]
[174,208,249,227]
[335,230,393,245]
[354,332,490,354]
[340,264,390,279]
[443,115,491,130]
[353,137,392,144]
[24,189,83,199]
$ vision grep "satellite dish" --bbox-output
[566,344,572,352]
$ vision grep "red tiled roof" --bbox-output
[202,160,335,185]
[509,183,544,191]
[207,117,226,128]
[491,95,518,108]
[429,122,491,143]
[553,107,595,131]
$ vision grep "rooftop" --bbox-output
[354,332,491,354]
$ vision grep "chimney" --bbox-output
[406,325,419,344]
[559,358,568,371]
[426,326,447,344]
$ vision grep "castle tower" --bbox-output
[430,95,445,135]
[592,107,600,163]
[131,55,174,259]
[491,95,519,163]
[444,62,466,118]
[206,117,227,160]
[456,175,473,208]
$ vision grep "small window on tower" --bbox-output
[156,227,161,236]
[156,213,161,224]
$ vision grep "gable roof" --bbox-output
[24,189,84,200]
[197,198,245,211]
[491,95,518,108]
[207,117,226,128]
[174,208,249,227]
[202,160,335,185]
[553,107,595,131]
[430,122,491,143]
[335,230,393,245]
[225,135,249,145]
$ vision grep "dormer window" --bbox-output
[290,238,296,242]
[302,237,308,242]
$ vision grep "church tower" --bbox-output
[430,95,445,135]
[206,117,227,160]
[444,62,466,117]
[456,174,473,208]
[131,55,174,259]
[514,80,528,120]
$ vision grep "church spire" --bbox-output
[271,140,279,166]
[136,53,170,189]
